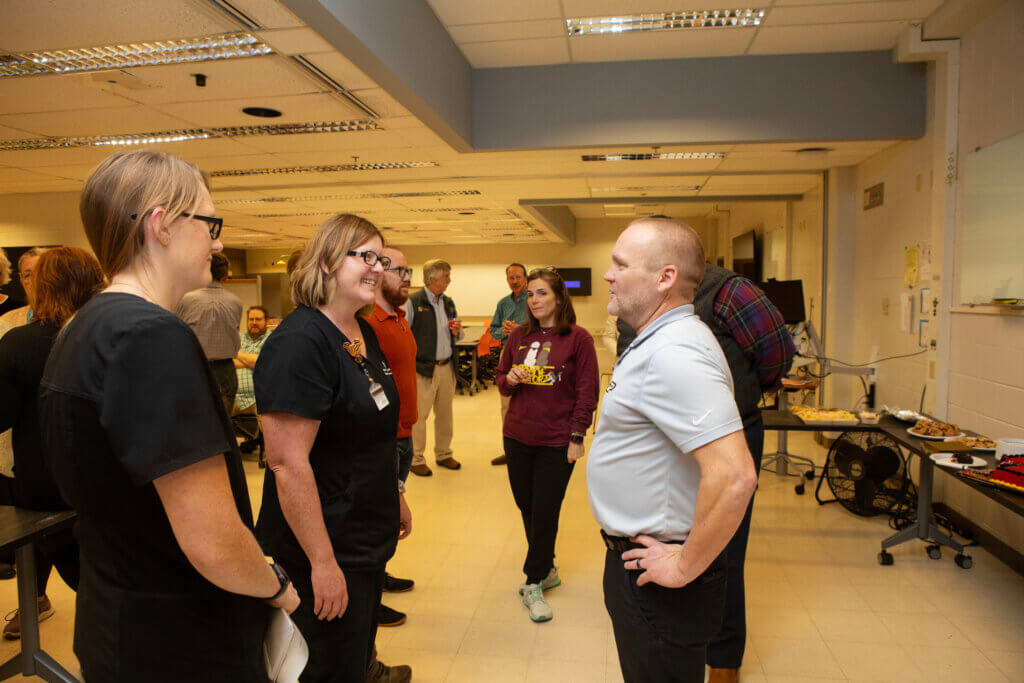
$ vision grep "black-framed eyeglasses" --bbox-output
[129,211,223,240]
[191,214,223,240]
[385,266,413,280]
[347,250,391,269]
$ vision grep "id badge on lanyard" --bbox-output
[344,339,390,411]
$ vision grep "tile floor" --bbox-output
[2,387,1022,682]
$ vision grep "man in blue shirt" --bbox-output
[489,263,528,466]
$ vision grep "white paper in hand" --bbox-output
[263,608,309,683]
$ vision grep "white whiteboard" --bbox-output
[960,130,1024,303]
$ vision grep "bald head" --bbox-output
[625,217,706,299]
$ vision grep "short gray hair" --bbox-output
[0,248,10,287]
[422,258,451,285]
[18,247,45,272]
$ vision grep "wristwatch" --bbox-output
[570,432,585,445]
[266,562,291,602]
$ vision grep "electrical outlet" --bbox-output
[882,297,890,315]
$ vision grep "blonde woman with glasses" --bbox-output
[39,150,298,682]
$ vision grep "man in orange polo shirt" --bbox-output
[365,245,419,634]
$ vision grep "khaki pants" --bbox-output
[412,366,455,465]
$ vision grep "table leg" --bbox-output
[470,353,479,394]
[880,454,963,554]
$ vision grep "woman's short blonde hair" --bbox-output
[80,150,210,278]
[291,213,383,309]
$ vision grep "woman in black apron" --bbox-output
[39,150,298,682]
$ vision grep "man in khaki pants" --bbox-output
[405,259,463,476]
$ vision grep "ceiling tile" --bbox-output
[749,21,906,54]
[561,0,696,16]
[0,74,135,114]
[113,57,318,105]
[347,89,412,119]
[243,128,411,155]
[0,0,235,52]
[153,92,364,128]
[426,0,562,26]
[301,53,379,91]
[459,37,569,68]
[448,19,565,43]
[0,105,196,137]
[765,0,943,25]
[224,0,305,29]
[569,28,756,62]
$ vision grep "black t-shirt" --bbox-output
[39,292,269,683]
[254,305,400,572]
[0,319,66,510]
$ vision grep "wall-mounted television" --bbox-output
[731,230,761,282]
[556,268,592,296]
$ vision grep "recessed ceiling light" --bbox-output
[582,152,725,161]
[243,106,282,118]
[210,161,439,177]
[567,9,765,36]
[0,120,380,151]
[0,32,272,78]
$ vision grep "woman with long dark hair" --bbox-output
[254,213,410,682]
[0,246,103,639]
[495,267,599,622]
[38,150,297,682]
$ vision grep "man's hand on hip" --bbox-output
[621,535,691,588]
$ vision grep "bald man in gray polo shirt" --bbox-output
[588,217,758,683]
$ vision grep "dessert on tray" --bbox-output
[950,436,997,451]
[790,405,859,424]
[910,419,960,438]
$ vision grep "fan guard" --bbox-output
[825,431,909,517]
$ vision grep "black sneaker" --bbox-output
[383,573,414,593]
[0,563,14,581]
[377,604,406,627]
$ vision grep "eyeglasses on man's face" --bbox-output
[385,266,413,280]
[347,249,391,269]
[128,211,223,240]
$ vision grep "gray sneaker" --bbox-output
[522,583,552,623]
[519,567,561,595]
[365,658,411,683]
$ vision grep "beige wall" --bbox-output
[0,192,88,250]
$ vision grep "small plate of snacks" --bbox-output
[930,452,987,470]
[947,436,997,452]
[908,419,965,440]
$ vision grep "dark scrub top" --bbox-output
[254,305,400,572]
[0,320,67,510]
[38,293,269,683]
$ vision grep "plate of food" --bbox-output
[790,405,860,426]
[930,453,987,470]
[908,419,964,440]
[947,436,997,452]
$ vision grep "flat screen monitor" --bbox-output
[731,230,761,282]
[556,268,592,296]
[758,279,806,324]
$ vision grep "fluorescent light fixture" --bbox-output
[217,190,480,205]
[567,9,765,36]
[0,120,380,151]
[591,185,702,192]
[0,32,272,78]
[210,161,439,177]
[410,207,488,213]
[582,152,725,161]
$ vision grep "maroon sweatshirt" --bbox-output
[496,324,599,447]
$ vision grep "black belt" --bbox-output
[601,531,642,552]
[435,359,450,366]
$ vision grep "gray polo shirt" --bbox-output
[587,304,742,541]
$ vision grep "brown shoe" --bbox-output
[437,457,461,470]
[491,454,507,465]
[3,595,54,640]
[365,658,412,683]
[409,463,432,477]
[707,667,739,683]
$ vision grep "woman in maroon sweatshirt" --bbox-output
[496,267,599,623]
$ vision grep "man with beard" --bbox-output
[588,217,758,683]
[233,306,271,458]
[363,246,418,647]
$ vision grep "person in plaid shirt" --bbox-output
[616,244,795,683]
[233,305,271,433]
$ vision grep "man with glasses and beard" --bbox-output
[364,247,418,641]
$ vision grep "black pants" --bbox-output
[504,437,574,584]
[604,548,728,683]
[706,418,764,669]
[289,567,383,683]
[209,359,238,418]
